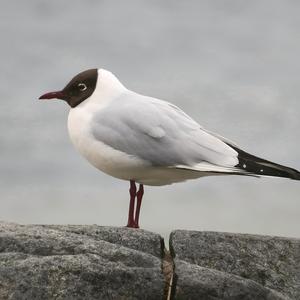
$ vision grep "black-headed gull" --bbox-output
[39,69,300,228]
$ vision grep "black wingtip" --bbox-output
[292,170,300,180]
[227,144,300,181]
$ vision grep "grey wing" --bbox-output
[92,92,239,168]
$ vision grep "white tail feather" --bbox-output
[174,162,250,175]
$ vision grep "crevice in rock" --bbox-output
[162,248,176,300]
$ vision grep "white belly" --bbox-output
[67,107,204,186]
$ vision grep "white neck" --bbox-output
[75,69,127,110]
[97,69,127,92]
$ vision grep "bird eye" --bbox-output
[78,83,87,91]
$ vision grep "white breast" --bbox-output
[67,106,152,182]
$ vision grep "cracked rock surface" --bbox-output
[170,230,300,300]
[0,222,165,300]
[0,222,299,300]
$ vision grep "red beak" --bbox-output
[39,91,65,100]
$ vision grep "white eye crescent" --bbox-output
[78,83,87,91]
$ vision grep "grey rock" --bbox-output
[1,222,299,300]
[0,222,165,300]
[45,224,164,258]
[170,230,300,299]
[173,259,287,300]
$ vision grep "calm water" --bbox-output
[0,1,299,240]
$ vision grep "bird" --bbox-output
[39,68,300,228]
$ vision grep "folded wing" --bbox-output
[92,92,241,172]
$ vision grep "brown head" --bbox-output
[39,69,98,108]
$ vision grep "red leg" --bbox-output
[126,180,136,228]
[134,184,144,228]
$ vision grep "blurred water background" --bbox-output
[0,1,299,240]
